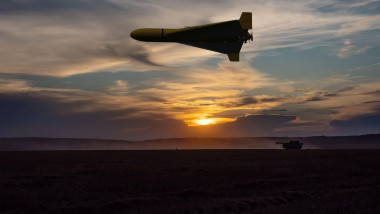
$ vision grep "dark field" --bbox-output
[1,150,379,214]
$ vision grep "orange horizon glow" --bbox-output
[190,117,236,126]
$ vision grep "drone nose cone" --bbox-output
[130,29,139,40]
[130,28,162,42]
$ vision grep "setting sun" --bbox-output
[189,117,236,126]
[194,118,215,126]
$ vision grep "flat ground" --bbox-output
[0,150,379,213]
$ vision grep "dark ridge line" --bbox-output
[0,134,379,142]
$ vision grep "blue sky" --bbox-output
[0,0,379,140]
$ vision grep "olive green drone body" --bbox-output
[130,12,252,61]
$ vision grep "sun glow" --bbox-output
[194,118,215,126]
[188,117,236,126]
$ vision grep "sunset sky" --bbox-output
[1,0,380,140]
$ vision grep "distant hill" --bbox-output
[0,134,379,150]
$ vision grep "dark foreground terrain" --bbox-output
[1,150,379,214]
[2,134,380,150]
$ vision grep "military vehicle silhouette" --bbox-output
[276,141,303,149]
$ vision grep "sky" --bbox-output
[0,0,380,140]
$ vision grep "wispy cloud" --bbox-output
[337,39,371,58]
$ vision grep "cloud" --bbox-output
[0,93,191,140]
[0,0,162,76]
[1,69,380,139]
[294,79,380,123]
[330,113,380,135]
[337,86,355,92]
[349,61,380,72]
[222,97,259,108]
[0,93,305,139]
[0,0,120,12]
[221,95,285,108]
[259,97,284,103]
[337,39,371,58]
[108,80,128,94]
[318,0,380,14]
[363,100,380,104]
[335,0,380,9]
[363,90,380,95]
[191,114,297,137]
[0,62,280,129]
[302,90,338,103]
[0,78,31,93]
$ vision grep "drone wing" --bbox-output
[180,42,243,61]
[177,12,252,61]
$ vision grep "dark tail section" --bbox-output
[239,12,252,29]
